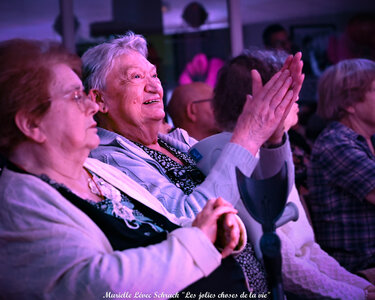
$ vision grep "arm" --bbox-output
[307,243,371,289]
[92,140,259,219]
[278,230,368,300]
[0,172,222,299]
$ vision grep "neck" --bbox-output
[100,117,161,147]
[9,141,87,182]
[341,116,374,140]
[340,117,375,153]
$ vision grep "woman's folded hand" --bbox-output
[192,197,239,258]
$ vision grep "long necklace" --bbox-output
[86,169,104,200]
[85,169,139,229]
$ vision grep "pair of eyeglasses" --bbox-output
[68,90,92,112]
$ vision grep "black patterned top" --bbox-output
[134,139,205,194]
[134,138,269,294]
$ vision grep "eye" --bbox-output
[73,90,85,102]
[152,73,158,78]
[131,73,143,79]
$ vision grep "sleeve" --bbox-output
[278,230,366,300]
[0,176,221,300]
[91,135,292,260]
[308,243,371,290]
[256,133,295,193]
[317,140,375,200]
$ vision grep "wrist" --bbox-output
[263,134,286,148]
[230,134,261,156]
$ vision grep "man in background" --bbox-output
[167,82,221,140]
[263,23,292,53]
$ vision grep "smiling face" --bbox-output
[39,63,99,157]
[101,50,164,138]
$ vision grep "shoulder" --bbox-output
[312,122,355,154]
[160,128,198,148]
[0,167,57,201]
[0,168,79,228]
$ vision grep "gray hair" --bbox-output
[82,31,148,92]
[317,58,375,121]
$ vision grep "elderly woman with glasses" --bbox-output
[83,31,303,292]
[0,38,249,299]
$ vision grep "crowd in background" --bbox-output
[0,13,375,300]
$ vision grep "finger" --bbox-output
[210,206,238,221]
[193,199,217,226]
[214,197,234,209]
[251,69,263,96]
[225,216,240,243]
[268,75,292,110]
[275,90,294,117]
[281,54,293,71]
[239,94,254,116]
[292,73,305,103]
[259,70,290,109]
[288,52,302,74]
[277,92,296,128]
[220,233,240,258]
[203,198,216,211]
[221,244,235,258]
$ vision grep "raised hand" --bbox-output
[268,52,304,144]
[231,67,294,155]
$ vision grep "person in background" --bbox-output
[308,58,375,286]
[212,49,375,300]
[263,23,292,53]
[0,38,248,299]
[167,82,221,140]
[82,31,303,292]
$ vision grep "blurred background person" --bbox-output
[167,82,221,140]
[211,48,374,299]
[308,58,375,285]
[263,23,293,53]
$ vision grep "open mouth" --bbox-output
[143,99,160,105]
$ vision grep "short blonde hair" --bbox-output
[317,59,375,121]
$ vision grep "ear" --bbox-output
[345,105,356,115]
[14,110,46,143]
[186,102,197,122]
[89,89,108,113]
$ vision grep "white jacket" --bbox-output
[0,158,223,299]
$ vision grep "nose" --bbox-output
[83,94,99,116]
[145,77,161,94]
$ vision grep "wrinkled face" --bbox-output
[39,64,99,155]
[102,51,164,134]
